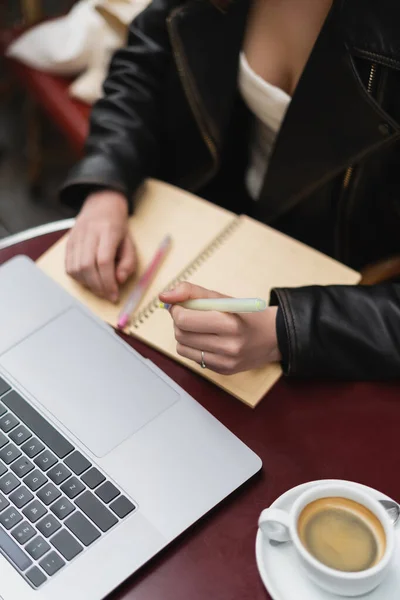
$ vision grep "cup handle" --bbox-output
[258,508,292,543]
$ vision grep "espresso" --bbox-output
[297,497,386,572]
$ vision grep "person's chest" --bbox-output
[242,0,333,96]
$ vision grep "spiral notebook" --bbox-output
[37,179,360,407]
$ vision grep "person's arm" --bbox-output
[271,283,400,378]
[60,0,181,211]
[62,0,183,302]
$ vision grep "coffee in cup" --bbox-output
[258,482,395,596]
[297,496,386,572]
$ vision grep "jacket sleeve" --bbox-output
[271,283,400,379]
[59,0,180,211]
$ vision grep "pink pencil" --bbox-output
[117,234,172,329]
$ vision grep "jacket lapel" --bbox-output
[257,2,400,223]
[167,0,250,149]
[169,0,400,223]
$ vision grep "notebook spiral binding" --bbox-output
[129,217,240,331]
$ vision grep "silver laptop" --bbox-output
[0,256,261,600]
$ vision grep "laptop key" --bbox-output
[34,450,57,472]
[64,451,91,475]
[75,491,118,532]
[11,457,34,478]
[95,481,120,504]
[65,511,101,546]
[0,403,6,417]
[26,566,47,588]
[110,496,135,519]
[0,491,10,512]
[9,486,33,509]
[0,506,22,529]
[0,378,11,397]
[0,413,19,433]
[0,525,32,570]
[37,514,61,538]
[23,469,47,491]
[48,463,71,485]
[0,443,21,464]
[81,467,105,489]
[26,536,50,560]
[1,391,74,459]
[21,437,44,458]
[51,497,75,520]
[0,472,20,494]
[0,432,8,450]
[61,477,85,499]
[12,520,36,545]
[0,460,7,477]
[23,500,47,523]
[51,529,83,561]
[39,550,65,576]
[9,425,31,446]
[37,483,61,506]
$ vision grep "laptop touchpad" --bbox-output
[0,308,179,457]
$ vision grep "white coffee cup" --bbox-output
[258,482,395,597]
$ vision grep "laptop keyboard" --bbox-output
[0,376,136,589]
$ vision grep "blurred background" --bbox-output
[0,1,76,239]
[1,0,144,239]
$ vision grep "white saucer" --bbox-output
[255,479,400,600]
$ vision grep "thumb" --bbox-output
[160,281,227,304]
[116,233,137,284]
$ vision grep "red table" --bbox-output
[1,226,399,600]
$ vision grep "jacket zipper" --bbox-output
[341,64,377,191]
[336,62,378,260]
[167,6,219,187]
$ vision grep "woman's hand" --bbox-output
[66,190,137,302]
[159,282,281,375]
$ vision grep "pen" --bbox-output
[117,234,172,329]
[159,297,267,313]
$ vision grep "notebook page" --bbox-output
[37,179,235,328]
[187,215,360,292]
[134,214,359,406]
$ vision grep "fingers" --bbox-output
[97,230,121,302]
[80,233,105,298]
[161,281,235,333]
[160,281,225,304]
[65,191,131,301]
[66,231,104,298]
[66,226,121,302]
[174,326,242,356]
[65,233,76,280]
[116,233,137,284]
[176,344,238,375]
[170,305,241,335]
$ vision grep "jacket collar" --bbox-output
[169,0,400,221]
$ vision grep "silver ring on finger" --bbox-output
[200,350,207,369]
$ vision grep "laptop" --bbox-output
[0,256,261,600]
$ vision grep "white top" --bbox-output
[238,52,291,200]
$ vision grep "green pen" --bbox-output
[159,297,267,313]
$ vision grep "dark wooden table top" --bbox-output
[2,230,399,600]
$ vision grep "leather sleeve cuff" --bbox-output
[275,305,290,374]
[59,154,142,214]
[271,286,333,377]
[270,287,306,375]
[270,283,400,379]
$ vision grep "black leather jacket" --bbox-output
[61,0,400,380]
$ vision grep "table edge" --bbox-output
[0,219,75,250]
